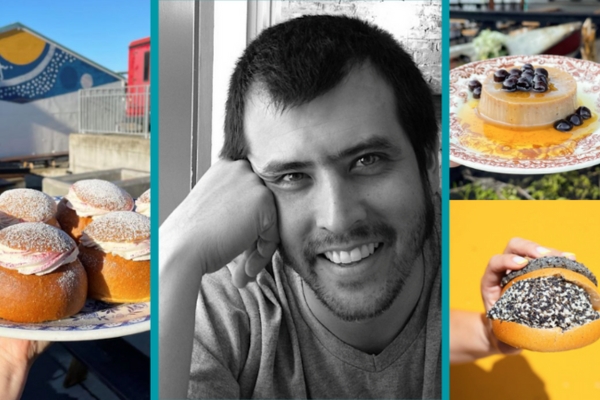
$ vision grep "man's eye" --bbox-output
[281,173,305,183]
[355,154,380,167]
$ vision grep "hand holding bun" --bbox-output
[487,256,600,352]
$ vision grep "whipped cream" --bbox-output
[65,187,133,218]
[135,201,150,217]
[80,233,150,261]
[0,243,79,276]
[65,190,108,217]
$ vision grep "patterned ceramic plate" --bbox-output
[450,55,600,174]
[0,300,150,341]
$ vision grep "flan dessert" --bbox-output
[478,66,577,128]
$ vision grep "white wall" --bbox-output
[210,1,248,164]
[0,81,122,159]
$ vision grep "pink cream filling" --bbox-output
[0,244,79,276]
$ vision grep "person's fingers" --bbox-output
[31,341,52,360]
[487,253,529,275]
[483,253,529,292]
[261,218,280,242]
[230,242,274,289]
[482,238,577,311]
[450,161,461,168]
[481,254,530,309]
[256,238,277,259]
[256,222,279,259]
[229,252,252,289]
[502,237,575,260]
[247,224,279,276]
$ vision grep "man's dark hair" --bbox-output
[221,14,438,180]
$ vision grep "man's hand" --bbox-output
[480,237,575,355]
[159,159,280,399]
[0,338,51,400]
[160,158,280,287]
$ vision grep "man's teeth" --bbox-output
[324,243,380,265]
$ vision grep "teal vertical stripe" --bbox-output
[150,0,159,399]
[441,0,450,399]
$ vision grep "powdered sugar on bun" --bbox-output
[0,222,79,275]
[135,189,150,217]
[80,211,150,261]
[65,179,134,217]
[0,189,57,229]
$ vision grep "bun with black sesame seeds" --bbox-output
[487,256,600,352]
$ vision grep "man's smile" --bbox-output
[322,242,381,265]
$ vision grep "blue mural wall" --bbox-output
[0,27,121,104]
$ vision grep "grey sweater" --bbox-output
[188,238,441,399]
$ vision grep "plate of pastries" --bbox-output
[0,181,151,340]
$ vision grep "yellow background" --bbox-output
[451,201,600,400]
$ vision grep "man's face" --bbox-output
[245,65,433,322]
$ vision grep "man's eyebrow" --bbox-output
[256,136,400,176]
[330,136,399,162]
[256,160,314,176]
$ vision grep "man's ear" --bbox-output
[425,147,440,196]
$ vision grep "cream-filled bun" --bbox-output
[57,179,134,241]
[0,188,60,230]
[0,222,87,323]
[78,211,150,303]
[135,188,150,217]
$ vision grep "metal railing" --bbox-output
[79,85,150,137]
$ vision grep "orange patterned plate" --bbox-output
[450,55,600,174]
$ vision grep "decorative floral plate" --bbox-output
[0,300,150,341]
[450,55,600,174]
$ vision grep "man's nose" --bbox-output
[313,174,367,234]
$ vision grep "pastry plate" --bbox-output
[450,55,600,174]
[0,300,150,341]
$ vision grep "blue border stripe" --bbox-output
[151,0,159,399]
[441,0,449,399]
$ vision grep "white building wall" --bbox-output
[0,80,122,159]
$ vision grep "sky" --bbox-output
[1,0,150,74]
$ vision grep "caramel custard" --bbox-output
[458,98,598,160]
[478,67,577,128]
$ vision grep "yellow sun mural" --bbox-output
[0,30,45,65]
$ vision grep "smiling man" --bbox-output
[160,15,440,399]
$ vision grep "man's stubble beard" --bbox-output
[279,178,435,323]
